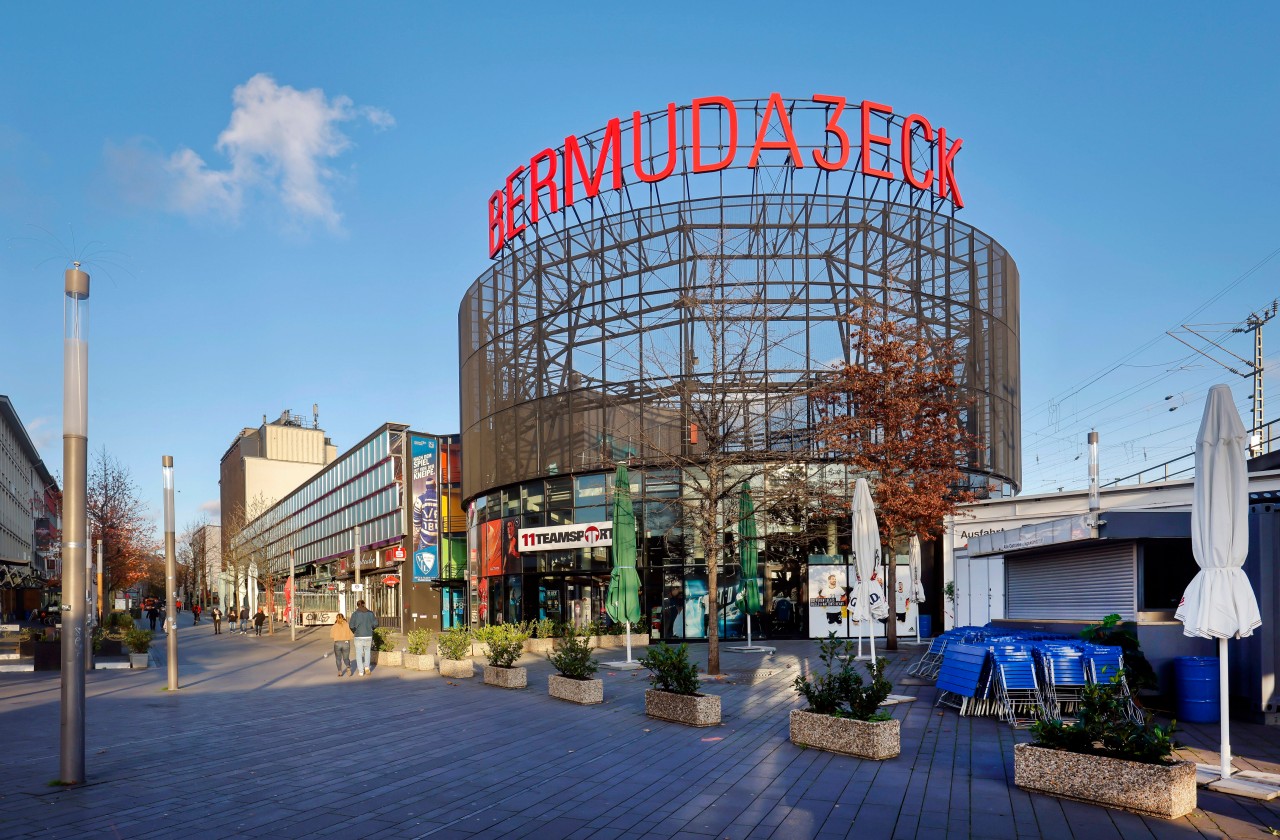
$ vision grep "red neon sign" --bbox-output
[487,93,964,257]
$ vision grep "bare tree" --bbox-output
[618,251,817,675]
[224,494,279,631]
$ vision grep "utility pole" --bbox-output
[1168,299,1278,457]
[1233,301,1278,457]
[162,456,178,691]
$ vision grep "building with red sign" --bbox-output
[460,94,1020,641]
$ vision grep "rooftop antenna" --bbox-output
[313,403,319,428]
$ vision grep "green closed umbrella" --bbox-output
[606,464,642,662]
[738,483,763,647]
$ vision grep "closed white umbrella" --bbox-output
[851,478,888,660]
[909,535,926,641]
[1175,384,1261,781]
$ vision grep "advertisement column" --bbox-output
[411,435,440,583]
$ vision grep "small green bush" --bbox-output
[1030,671,1175,765]
[793,634,892,721]
[475,622,532,668]
[106,611,134,632]
[406,627,433,655]
[125,628,153,654]
[438,625,472,661]
[372,626,396,652]
[534,618,557,639]
[548,627,599,679]
[640,642,700,695]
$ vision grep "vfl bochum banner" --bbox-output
[411,434,439,582]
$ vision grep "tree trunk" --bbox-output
[884,547,898,651]
[707,530,719,676]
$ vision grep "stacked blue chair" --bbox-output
[907,627,966,679]
[1083,644,1143,722]
[989,645,1046,727]
[1036,643,1089,720]
[935,641,992,715]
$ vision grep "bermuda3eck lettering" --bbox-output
[487,92,964,257]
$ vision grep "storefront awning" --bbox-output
[968,514,1097,557]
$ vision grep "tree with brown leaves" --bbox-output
[810,303,979,649]
[87,448,158,600]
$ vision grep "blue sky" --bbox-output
[1,1,1277,531]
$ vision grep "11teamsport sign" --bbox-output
[487,92,965,256]
[517,522,613,552]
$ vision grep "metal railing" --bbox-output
[1103,417,1280,488]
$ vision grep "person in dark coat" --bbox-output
[211,607,222,635]
[146,606,160,631]
[253,609,266,636]
[239,607,249,634]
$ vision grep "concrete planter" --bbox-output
[440,658,474,678]
[1013,743,1196,819]
[129,653,149,669]
[789,709,900,760]
[549,674,604,705]
[645,689,720,727]
[375,650,403,668]
[594,633,650,648]
[483,664,528,689]
[403,652,435,671]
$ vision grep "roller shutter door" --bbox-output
[1005,544,1136,621]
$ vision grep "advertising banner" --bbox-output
[410,434,439,582]
[809,564,851,638]
[482,519,503,577]
[516,522,613,552]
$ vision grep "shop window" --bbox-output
[501,488,520,518]
[546,477,573,510]
[576,505,605,524]
[522,481,544,514]
[1139,540,1200,612]
[575,473,606,506]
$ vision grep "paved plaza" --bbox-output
[2,620,1280,839]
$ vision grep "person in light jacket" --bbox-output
[348,600,379,676]
[330,614,354,677]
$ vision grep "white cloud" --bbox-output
[24,416,54,451]
[109,73,393,230]
[198,499,221,520]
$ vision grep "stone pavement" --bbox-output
[2,618,1280,840]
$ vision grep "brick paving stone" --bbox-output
[5,622,1280,838]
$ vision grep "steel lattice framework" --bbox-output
[462,97,1019,500]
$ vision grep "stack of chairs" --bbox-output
[1082,643,1143,722]
[989,644,1047,727]
[1035,643,1089,720]
[935,641,993,716]
[907,626,987,679]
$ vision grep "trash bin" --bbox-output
[1175,655,1220,723]
[918,615,932,639]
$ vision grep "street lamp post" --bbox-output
[59,263,89,784]
[162,456,178,691]
[289,547,296,643]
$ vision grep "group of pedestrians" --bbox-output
[330,600,378,677]
[205,606,267,635]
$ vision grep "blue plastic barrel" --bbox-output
[1175,656,1220,723]
[918,615,932,639]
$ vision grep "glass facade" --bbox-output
[468,466,875,641]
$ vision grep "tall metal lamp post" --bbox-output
[60,263,90,784]
[162,456,178,691]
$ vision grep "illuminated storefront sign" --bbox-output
[488,92,964,256]
[517,522,614,552]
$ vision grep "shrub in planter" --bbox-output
[126,628,153,669]
[476,623,532,688]
[1081,614,1156,692]
[640,643,719,726]
[438,625,474,678]
[790,634,898,760]
[1018,673,1194,818]
[404,628,435,670]
[548,630,602,704]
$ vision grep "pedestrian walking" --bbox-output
[146,605,160,632]
[193,603,202,624]
[348,600,378,676]
[253,609,266,636]
[330,613,354,676]
[239,607,249,634]
[211,607,222,634]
